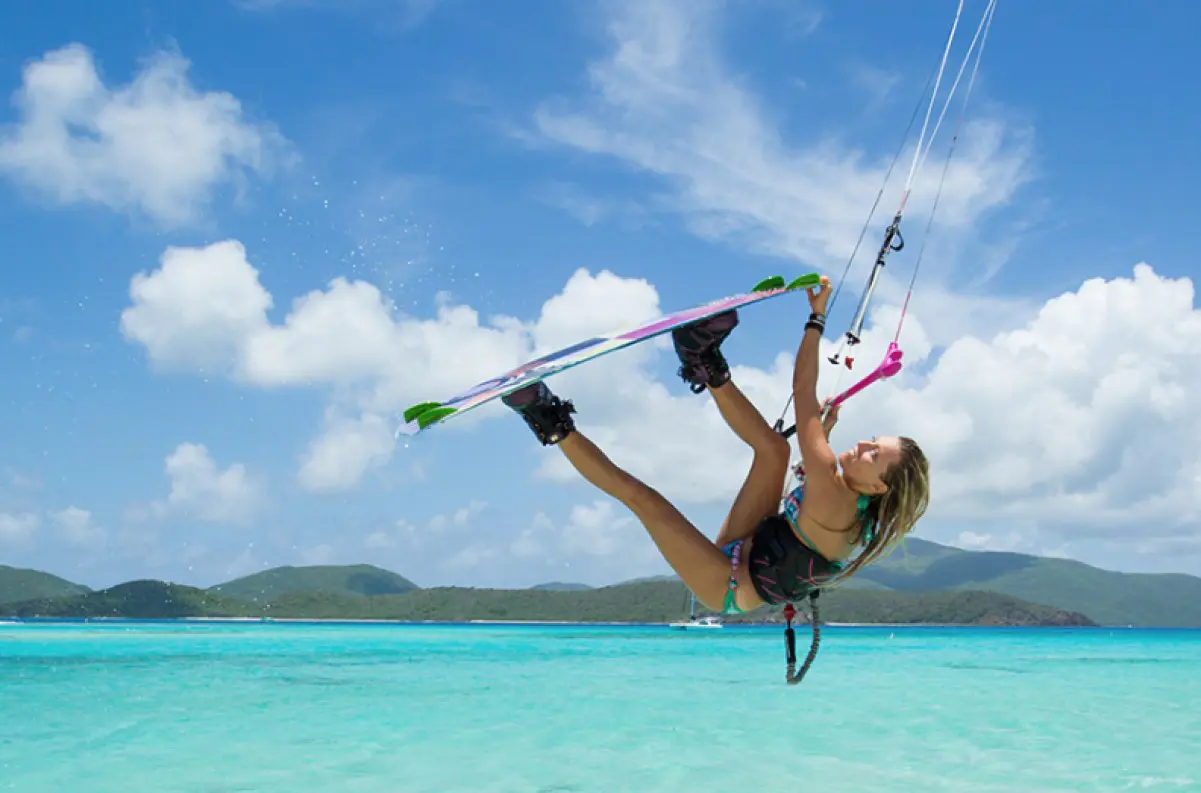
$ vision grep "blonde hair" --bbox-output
[834,436,929,583]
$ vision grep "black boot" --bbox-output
[502,381,576,446]
[671,310,739,393]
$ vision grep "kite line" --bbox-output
[771,0,999,687]
[774,0,999,440]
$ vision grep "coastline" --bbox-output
[0,616,1122,628]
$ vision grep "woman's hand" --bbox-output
[821,396,840,435]
[807,275,832,315]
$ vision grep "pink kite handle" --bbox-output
[828,342,904,408]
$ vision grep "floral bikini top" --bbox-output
[781,472,878,562]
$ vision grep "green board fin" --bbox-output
[752,273,822,293]
[752,275,786,292]
[416,406,457,429]
[786,273,822,291]
[403,401,444,424]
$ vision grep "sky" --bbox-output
[1,0,1200,591]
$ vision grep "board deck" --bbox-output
[398,273,820,435]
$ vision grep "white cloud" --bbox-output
[508,262,1201,563]
[367,500,489,552]
[511,512,555,560]
[132,443,262,524]
[106,0,1201,574]
[452,499,488,526]
[955,530,1024,553]
[120,231,1201,563]
[0,43,290,226]
[386,499,666,584]
[438,500,668,584]
[299,544,336,565]
[526,0,1033,285]
[0,512,38,546]
[444,542,499,570]
[560,500,638,557]
[120,238,664,491]
[298,409,397,492]
[890,264,1201,535]
[50,506,105,546]
[364,530,398,550]
[121,240,273,374]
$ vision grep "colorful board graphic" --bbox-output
[398,273,821,435]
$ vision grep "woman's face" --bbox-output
[839,435,901,493]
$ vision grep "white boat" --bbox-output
[669,593,723,630]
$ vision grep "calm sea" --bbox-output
[0,621,1197,792]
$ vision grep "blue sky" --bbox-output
[2,0,1199,590]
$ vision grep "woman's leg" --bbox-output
[707,381,793,548]
[502,379,748,611]
[556,432,752,612]
[671,310,791,547]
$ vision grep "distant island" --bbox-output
[3,537,1200,627]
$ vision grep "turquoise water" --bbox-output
[1,622,1198,792]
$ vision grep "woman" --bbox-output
[502,276,930,615]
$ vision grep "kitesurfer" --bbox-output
[502,276,929,615]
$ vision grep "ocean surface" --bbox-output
[1,621,1198,793]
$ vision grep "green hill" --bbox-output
[208,564,418,602]
[861,538,1201,627]
[5,580,252,619]
[4,536,1197,626]
[0,565,90,605]
[3,576,1092,626]
[815,588,1093,626]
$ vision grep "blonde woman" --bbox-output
[502,277,930,617]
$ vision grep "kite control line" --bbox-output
[770,0,999,685]
[774,0,997,440]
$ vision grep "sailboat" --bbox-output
[668,592,723,630]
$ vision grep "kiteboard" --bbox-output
[398,273,822,435]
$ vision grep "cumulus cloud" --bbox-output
[510,512,556,561]
[0,512,38,546]
[162,443,261,523]
[559,500,660,563]
[121,241,274,374]
[119,239,664,490]
[415,500,670,586]
[105,0,1201,576]
[366,498,664,586]
[0,43,290,226]
[118,229,1201,564]
[127,443,262,525]
[298,410,397,492]
[412,262,1201,572]
[899,264,1201,530]
[517,263,1201,566]
[369,499,489,552]
[50,506,105,547]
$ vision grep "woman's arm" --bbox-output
[791,319,839,478]
[791,278,840,481]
